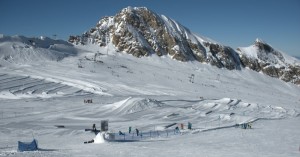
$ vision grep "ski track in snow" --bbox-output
[0,74,93,99]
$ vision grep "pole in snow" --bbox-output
[166,130,168,137]
[106,33,109,56]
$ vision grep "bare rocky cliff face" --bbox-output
[69,7,300,85]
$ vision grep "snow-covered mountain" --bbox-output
[237,39,300,84]
[69,7,300,85]
[69,7,241,70]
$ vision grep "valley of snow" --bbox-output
[0,37,300,157]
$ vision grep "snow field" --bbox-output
[0,36,300,156]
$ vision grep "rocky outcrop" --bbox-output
[204,42,241,70]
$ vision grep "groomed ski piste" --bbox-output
[0,35,300,157]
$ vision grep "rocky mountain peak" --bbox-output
[238,39,300,84]
[254,38,273,52]
[68,7,299,85]
[69,7,242,70]
[253,38,285,65]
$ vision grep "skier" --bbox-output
[135,128,139,136]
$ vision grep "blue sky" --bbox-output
[0,0,299,56]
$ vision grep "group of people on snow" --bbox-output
[85,122,194,144]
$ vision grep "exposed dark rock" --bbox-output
[205,42,241,70]
[262,66,280,78]
[239,55,261,72]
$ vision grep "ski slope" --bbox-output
[0,38,300,157]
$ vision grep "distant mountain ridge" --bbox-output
[0,35,77,63]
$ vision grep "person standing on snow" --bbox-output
[135,128,139,136]
[129,126,132,134]
[92,124,96,131]
[188,122,192,130]
[175,126,179,134]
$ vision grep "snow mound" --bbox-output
[191,98,298,123]
[93,132,105,144]
[105,97,164,115]
[192,98,234,111]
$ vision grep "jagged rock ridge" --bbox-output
[69,7,300,85]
